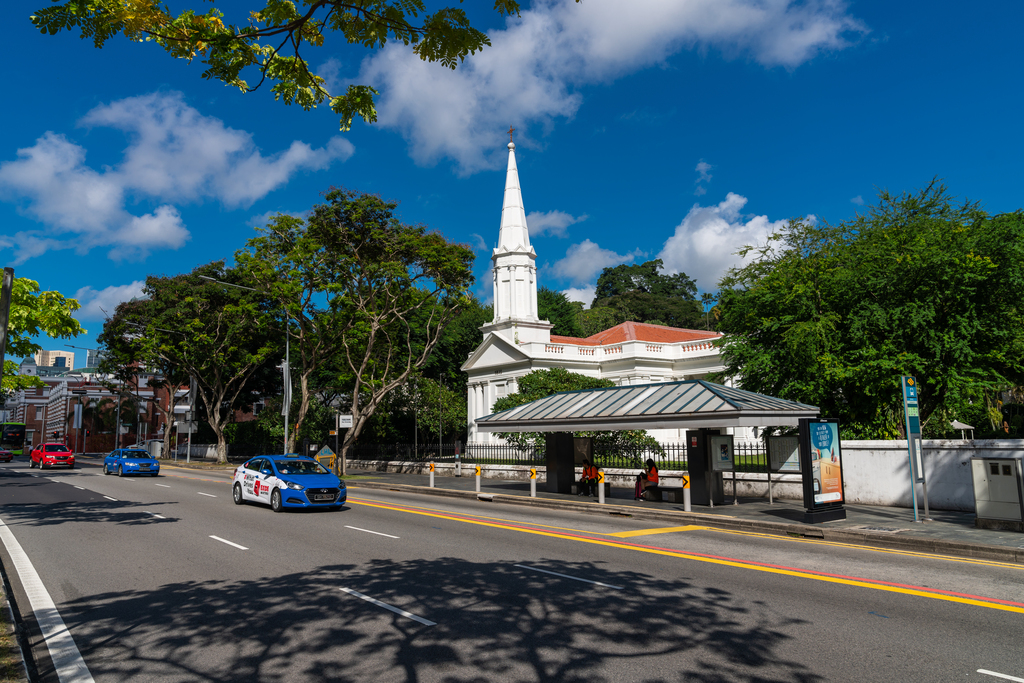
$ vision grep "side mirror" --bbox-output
[262,469,273,477]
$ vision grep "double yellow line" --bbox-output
[349,494,1024,614]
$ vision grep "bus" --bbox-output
[1,423,27,456]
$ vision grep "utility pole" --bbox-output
[0,268,14,393]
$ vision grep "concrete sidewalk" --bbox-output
[345,468,1024,564]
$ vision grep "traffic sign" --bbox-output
[681,475,690,489]
[337,414,353,429]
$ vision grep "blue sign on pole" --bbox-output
[901,375,928,522]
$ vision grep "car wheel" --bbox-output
[233,483,244,506]
[270,488,283,513]
[118,465,124,477]
[29,459,34,469]
[103,465,110,475]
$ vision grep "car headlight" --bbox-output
[281,480,304,490]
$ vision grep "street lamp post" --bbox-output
[198,275,290,455]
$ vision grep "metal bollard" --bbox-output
[429,462,435,488]
[475,464,481,492]
[529,467,537,497]
[597,470,605,505]
[683,473,691,512]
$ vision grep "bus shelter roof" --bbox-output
[475,379,819,433]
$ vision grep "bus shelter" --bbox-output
[474,379,820,505]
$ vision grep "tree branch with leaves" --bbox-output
[30,0,566,131]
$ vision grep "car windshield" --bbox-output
[123,450,149,458]
[46,445,70,452]
[273,460,328,476]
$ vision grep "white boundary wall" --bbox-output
[347,439,1024,512]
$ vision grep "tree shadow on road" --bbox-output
[56,557,820,683]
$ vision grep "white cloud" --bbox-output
[527,210,587,237]
[0,92,353,261]
[468,233,488,252]
[851,195,865,205]
[81,93,354,206]
[74,281,146,320]
[563,285,596,308]
[694,186,707,197]
[695,160,713,183]
[657,192,790,290]
[360,0,867,172]
[549,239,638,285]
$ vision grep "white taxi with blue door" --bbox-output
[232,455,346,512]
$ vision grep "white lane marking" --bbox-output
[979,670,1024,683]
[344,525,399,539]
[145,512,167,520]
[103,496,117,502]
[73,487,84,490]
[209,535,248,550]
[0,516,96,683]
[155,484,171,488]
[196,492,216,498]
[514,564,624,590]
[339,588,436,626]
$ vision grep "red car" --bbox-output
[0,449,12,462]
[30,443,75,469]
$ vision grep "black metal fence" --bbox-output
[224,439,770,472]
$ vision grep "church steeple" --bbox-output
[496,138,533,254]
[491,135,539,323]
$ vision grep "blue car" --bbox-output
[232,455,346,512]
[104,449,161,477]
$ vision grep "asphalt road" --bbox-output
[0,458,1022,683]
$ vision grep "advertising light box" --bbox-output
[799,418,846,509]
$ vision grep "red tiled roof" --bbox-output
[551,322,721,347]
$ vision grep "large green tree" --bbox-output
[2,276,85,392]
[715,182,1024,438]
[538,287,584,337]
[591,259,704,329]
[116,262,280,462]
[98,298,192,455]
[30,1,577,131]
[420,295,490,397]
[272,188,475,470]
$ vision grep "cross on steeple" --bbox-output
[507,125,515,143]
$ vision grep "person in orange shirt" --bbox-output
[635,459,659,500]
[578,458,599,496]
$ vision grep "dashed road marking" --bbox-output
[344,525,399,539]
[339,587,435,626]
[197,492,216,498]
[979,670,1024,682]
[515,564,624,590]
[209,535,247,550]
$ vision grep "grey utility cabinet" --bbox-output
[971,457,1024,531]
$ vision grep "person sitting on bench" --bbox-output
[578,458,599,496]
[635,459,659,500]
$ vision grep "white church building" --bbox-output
[462,140,727,444]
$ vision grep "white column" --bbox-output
[509,265,517,319]
[530,267,538,319]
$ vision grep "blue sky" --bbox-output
[3,0,1023,367]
